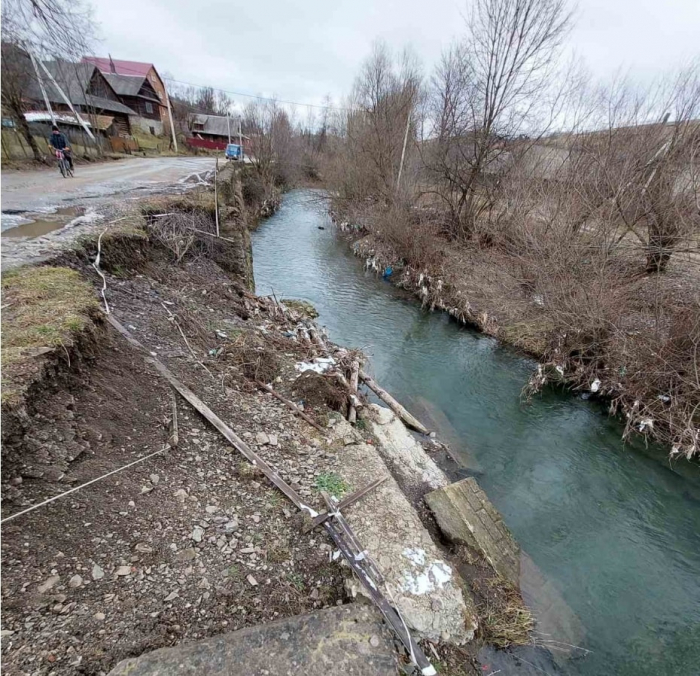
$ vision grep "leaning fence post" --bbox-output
[214,157,220,237]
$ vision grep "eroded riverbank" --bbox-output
[252,189,700,676]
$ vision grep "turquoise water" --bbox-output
[252,190,700,676]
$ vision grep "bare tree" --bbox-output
[0,42,43,160]
[243,99,297,186]
[326,43,423,205]
[1,0,96,58]
[427,0,572,238]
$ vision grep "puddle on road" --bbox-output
[1,207,83,239]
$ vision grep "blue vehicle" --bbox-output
[225,143,242,160]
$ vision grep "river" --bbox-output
[251,190,700,676]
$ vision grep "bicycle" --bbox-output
[56,148,74,178]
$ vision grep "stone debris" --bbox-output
[68,575,83,588]
[37,576,60,593]
[191,526,205,542]
[92,564,105,580]
[115,566,132,577]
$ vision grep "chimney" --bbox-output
[108,54,116,74]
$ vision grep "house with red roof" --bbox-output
[82,57,169,135]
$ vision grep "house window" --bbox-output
[145,102,153,114]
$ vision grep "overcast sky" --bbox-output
[90,0,699,111]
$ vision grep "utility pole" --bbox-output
[164,84,178,153]
[396,107,411,193]
[36,58,95,140]
[238,116,244,159]
[29,53,55,125]
[227,112,231,144]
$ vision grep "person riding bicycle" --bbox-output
[48,125,74,172]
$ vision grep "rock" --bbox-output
[92,564,105,580]
[176,548,197,562]
[68,575,83,588]
[174,489,188,502]
[268,434,278,447]
[369,635,380,648]
[107,605,397,676]
[164,591,179,602]
[37,576,60,593]
[149,474,160,485]
[135,543,154,553]
[191,526,205,543]
[425,478,520,587]
[255,432,269,445]
[223,519,239,533]
[116,566,132,576]
[246,575,258,587]
[94,612,106,621]
[205,505,218,514]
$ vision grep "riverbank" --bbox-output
[1,179,532,675]
[328,200,700,461]
[251,189,700,676]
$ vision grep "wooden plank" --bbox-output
[303,476,387,532]
[359,370,429,435]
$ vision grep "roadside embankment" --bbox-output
[1,175,530,676]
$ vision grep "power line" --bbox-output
[82,58,339,110]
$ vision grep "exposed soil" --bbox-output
[0,244,351,675]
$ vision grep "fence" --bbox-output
[0,128,104,161]
[186,137,227,151]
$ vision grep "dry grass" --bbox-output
[223,332,281,383]
[475,577,535,649]
[1,266,98,405]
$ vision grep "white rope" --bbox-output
[1,448,164,524]
[92,227,110,314]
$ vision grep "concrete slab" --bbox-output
[332,417,477,644]
[425,478,520,587]
[365,404,448,498]
[107,604,397,676]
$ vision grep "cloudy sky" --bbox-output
[90,0,699,110]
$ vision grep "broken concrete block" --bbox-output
[332,417,477,644]
[425,477,520,587]
[107,604,397,676]
[366,404,448,496]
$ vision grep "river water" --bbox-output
[252,190,700,676]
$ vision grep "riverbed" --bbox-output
[252,189,700,676]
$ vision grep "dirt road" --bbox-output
[1,156,214,225]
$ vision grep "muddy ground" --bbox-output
[0,243,355,675]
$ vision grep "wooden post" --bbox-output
[359,370,429,434]
[29,53,55,125]
[348,359,360,424]
[36,57,95,141]
[214,157,220,236]
[164,84,178,153]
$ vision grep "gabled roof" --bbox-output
[82,57,154,79]
[26,60,137,116]
[103,73,145,96]
[189,113,239,137]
